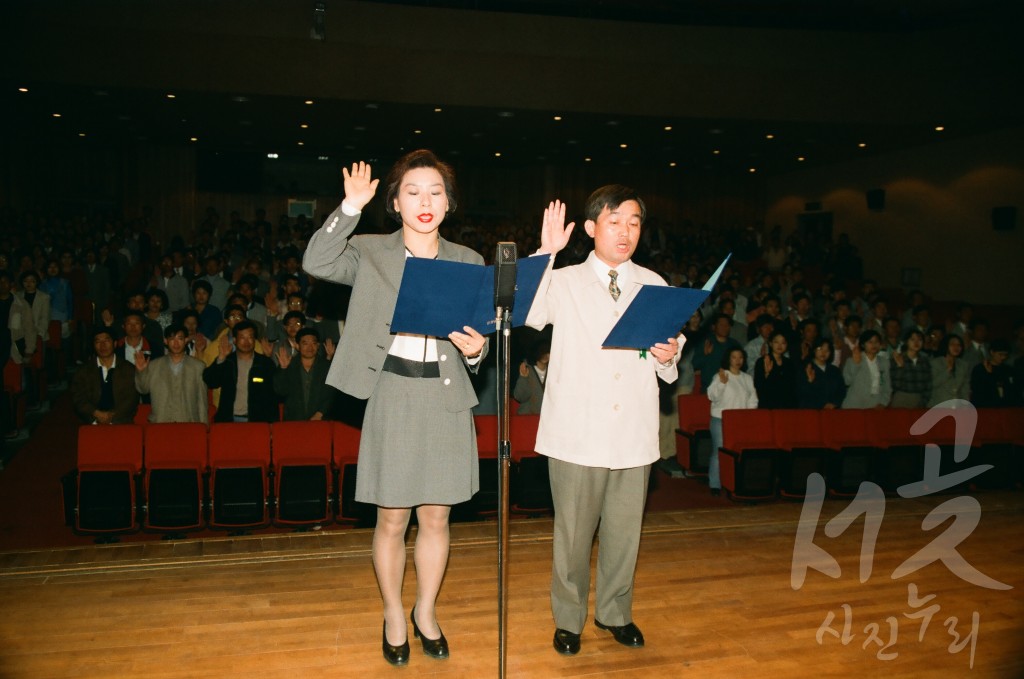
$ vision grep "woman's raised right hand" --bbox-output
[343,161,380,211]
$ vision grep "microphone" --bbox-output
[494,242,518,310]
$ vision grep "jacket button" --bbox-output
[440,354,447,362]
[443,378,451,386]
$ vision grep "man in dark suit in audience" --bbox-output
[71,328,139,425]
[203,320,277,422]
[273,327,334,421]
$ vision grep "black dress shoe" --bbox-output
[710,488,722,497]
[594,620,645,647]
[553,628,581,655]
[411,607,449,659]
[382,620,410,666]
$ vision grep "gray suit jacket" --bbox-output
[302,205,487,413]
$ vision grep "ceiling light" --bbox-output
[934,125,945,132]
[414,129,422,134]
[300,123,309,129]
[78,133,86,137]
[858,142,867,148]
[297,141,304,146]
[712,149,720,155]
[267,153,279,158]
[797,156,806,162]
[434,107,442,112]
[52,113,61,118]
[619,143,628,149]
[304,99,314,105]
[498,111,514,118]
[765,134,774,139]
[232,96,250,103]
[749,168,757,173]
[664,126,672,131]
[584,157,592,162]
[166,94,176,99]
[18,87,28,93]
[669,162,677,167]
[553,116,562,121]
[190,137,198,142]
[318,155,329,161]
[494,152,502,157]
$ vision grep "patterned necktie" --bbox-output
[608,269,620,301]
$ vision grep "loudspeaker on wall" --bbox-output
[992,206,1016,231]
[866,188,886,211]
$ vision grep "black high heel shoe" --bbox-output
[382,620,410,666]
[411,607,450,659]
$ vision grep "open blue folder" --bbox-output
[602,254,732,349]
[391,254,551,337]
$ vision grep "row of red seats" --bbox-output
[675,393,1024,501]
[64,414,553,539]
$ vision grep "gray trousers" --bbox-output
[548,457,650,633]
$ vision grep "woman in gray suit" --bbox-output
[303,151,487,667]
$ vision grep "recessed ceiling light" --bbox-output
[434,107,442,113]
[300,123,309,129]
[858,142,867,148]
[934,125,945,132]
[267,153,279,159]
[749,168,757,173]
[797,156,806,162]
[304,99,314,105]
[318,155,329,161]
[18,87,28,93]
[765,134,774,139]
[498,111,514,118]
[190,137,198,142]
[297,141,304,146]
[78,132,86,137]
[669,162,677,167]
[584,157,592,162]
[232,96,250,103]
[664,126,672,131]
[553,116,562,121]
[619,143,628,149]
[494,152,502,157]
[167,94,176,99]
[52,113,61,118]
[712,149,720,155]
[414,129,422,134]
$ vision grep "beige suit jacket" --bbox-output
[526,252,680,469]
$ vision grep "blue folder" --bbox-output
[602,254,732,349]
[391,254,551,337]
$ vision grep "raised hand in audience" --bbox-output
[324,338,335,361]
[277,345,292,370]
[134,351,150,372]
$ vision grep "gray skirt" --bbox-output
[355,370,479,507]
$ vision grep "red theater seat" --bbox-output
[676,393,711,477]
[332,421,367,526]
[719,409,777,501]
[71,424,144,536]
[208,422,271,530]
[143,423,208,533]
[772,410,827,499]
[509,414,551,517]
[272,421,334,527]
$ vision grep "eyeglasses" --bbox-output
[288,301,303,307]
[227,315,244,321]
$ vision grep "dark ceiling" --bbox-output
[4,0,1022,180]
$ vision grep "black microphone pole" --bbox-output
[493,242,517,679]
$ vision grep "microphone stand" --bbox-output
[495,303,512,679]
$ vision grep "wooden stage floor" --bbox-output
[1,492,1021,678]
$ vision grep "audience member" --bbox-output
[202,320,277,422]
[134,323,209,423]
[928,334,969,407]
[692,313,740,393]
[753,330,798,409]
[797,338,845,409]
[144,288,173,331]
[841,329,891,409]
[189,279,222,338]
[706,347,757,495]
[153,253,190,312]
[273,327,334,420]
[890,329,931,408]
[71,328,139,424]
[513,340,550,415]
[970,339,1016,407]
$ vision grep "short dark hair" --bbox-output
[224,304,247,320]
[939,333,963,357]
[18,270,39,285]
[123,310,146,324]
[232,320,256,339]
[384,149,458,224]
[163,323,187,339]
[720,346,747,371]
[858,329,882,350]
[584,185,646,224]
[191,279,213,296]
[283,310,305,326]
[295,327,320,343]
[811,337,834,363]
[145,287,169,311]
